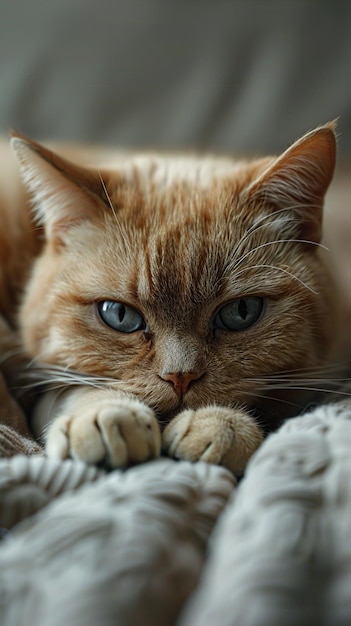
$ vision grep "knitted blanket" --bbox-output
[1,402,351,626]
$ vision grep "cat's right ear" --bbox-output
[11,133,115,242]
[245,122,337,243]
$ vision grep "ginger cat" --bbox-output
[0,123,345,475]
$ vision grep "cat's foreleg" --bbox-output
[162,407,264,476]
[32,387,161,468]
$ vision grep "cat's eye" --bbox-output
[97,301,146,333]
[214,297,264,331]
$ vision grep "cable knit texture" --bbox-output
[1,403,351,626]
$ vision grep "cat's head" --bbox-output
[12,123,339,427]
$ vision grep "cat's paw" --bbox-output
[46,397,161,468]
[162,406,263,476]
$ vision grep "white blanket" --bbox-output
[1,403,351,626]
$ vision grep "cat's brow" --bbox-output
[231,238,329,272]
[230,263,319,295]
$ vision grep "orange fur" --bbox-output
[0,124,344,474]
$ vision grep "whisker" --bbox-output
[232,263,319,294]
[256,385,351,398]
[232,207,293,252]
[231,238,329,272]
[23,367,114,383]
[251,362,349,377]
[98,171,133,259]
[248,374,351,385]
[230,205,303,259]
[98,172,118,224]
[238,390,303,410]
[13,362,117,395]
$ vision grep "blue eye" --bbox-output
[214,297,264,331]
[98,301,146,333]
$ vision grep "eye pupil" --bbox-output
[238,299,248,320]
[118,304,125,323]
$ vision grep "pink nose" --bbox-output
[161,371,204,396]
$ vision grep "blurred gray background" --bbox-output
[0,0,350,157]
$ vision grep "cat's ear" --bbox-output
[246,122,337,242]
[11,133,113,242]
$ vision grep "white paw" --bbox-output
[46,397,161,468]
[162,406,263,475]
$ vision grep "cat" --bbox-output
[0,122,346,475]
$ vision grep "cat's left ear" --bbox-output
[11,133,114,242]
[246,122,337,242]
